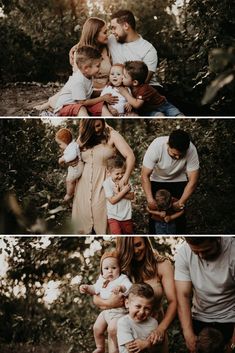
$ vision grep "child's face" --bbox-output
[126,294,153,323]
[55,137,67,150]
[109,65,123,87]
[83,59,101,78]
[102,257,120,281]
[122,68,134,87]
[110,167,125,183]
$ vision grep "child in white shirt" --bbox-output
[55,128,84,201]
[80,251,132,353]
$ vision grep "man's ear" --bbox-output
[123,22,129,31]
[132,80,139,86]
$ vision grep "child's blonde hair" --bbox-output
[107,155,126,171]
[75,45,101,68]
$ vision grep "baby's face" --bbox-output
[102,257,120,281]
[109,65,123,87]
[126,294,153,323]
[55,137,67,150]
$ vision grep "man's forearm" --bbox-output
[178,295,194,337]
[141,174,153,202]
[179,181,197,205]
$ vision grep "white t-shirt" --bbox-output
[103,176,133,220]
[54,69,93,113]
[101,85,129,114]
[63,140,81,163]
[108,35,158,86]
[174,237,235,322]
[117,314,158,353]
[94,273,132,300]
[143,136,199,182]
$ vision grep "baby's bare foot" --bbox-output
[92,348,105,353]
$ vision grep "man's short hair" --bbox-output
[124,61,148,84]
[75,45,101,67]
[128,283,155,302]
[111,10,136,30]
[155,189,172,211]
[185,237,221,246]
[196,327,225,353]
[168,129,190,153]
[107,154,126,171]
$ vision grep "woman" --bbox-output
[72,119,135,234]
[94,237,177,353]
[34,18,112,111]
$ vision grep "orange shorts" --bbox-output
[58,102,103,116]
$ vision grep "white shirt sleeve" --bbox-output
[186,143,200,172]
[142,139,160,170]
[143,45,158,72]
[174,243,192,281]
[71,80,87,101]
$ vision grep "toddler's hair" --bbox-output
[107,154,126,171]
[55,128,73,145]
[196,327,225,353]
[155,189,172,211]
[75,45,101,67]
[124,61,148,84]
[128,283,155,302]
[111,63,124,70]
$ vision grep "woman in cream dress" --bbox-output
[72,119,135,234]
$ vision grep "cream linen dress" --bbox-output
[72,143,115,234]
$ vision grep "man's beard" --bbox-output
[116,32,127,43]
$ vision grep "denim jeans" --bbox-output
[154,220,176,235]
[149,100,182,116]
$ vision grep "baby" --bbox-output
[101,64,132,116]
[147,189,184,234]
[117,283,158,353]
[80,251,132,353]
[55,128,84,201]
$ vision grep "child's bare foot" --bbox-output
[92,348,105,353]
[33,101,50,111]
[64,194,73,202]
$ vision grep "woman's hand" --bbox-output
[102,94,119,105]
[67,157,79,167]
[126,339,150,352]
[148,326,166,345]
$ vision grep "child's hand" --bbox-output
[102,94,119,105]
[122,183,131,194]
[79,284,89,294]
[117,87,128,97]
[113,183,120,194]
[159,211,166,218]
[124,102,132,113]
[164,215,171,223]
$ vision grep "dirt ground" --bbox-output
[0,83,62,116]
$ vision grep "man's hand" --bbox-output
[184,331,197,353]
[102,94,119,105]
[173,200,185,211]
[147,198,157,210]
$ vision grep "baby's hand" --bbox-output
[164,215,171,223]
[79,284,89,294]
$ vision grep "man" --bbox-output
[141,129,199,233]
[109,10,158,86]
[174,237,235,353]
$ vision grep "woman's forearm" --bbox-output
[158,300,177,331]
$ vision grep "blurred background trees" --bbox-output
[0,236,187,353]
[0,0,235,114]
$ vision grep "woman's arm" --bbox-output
[149,260,177,344]
[93,292,125,310]
[110,129,135,186]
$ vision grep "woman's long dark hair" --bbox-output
[79,119,110,149]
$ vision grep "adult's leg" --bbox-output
[93,312,108,353]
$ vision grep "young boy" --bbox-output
[80,251,132,353]
[196,327,225,353]
[103,155,134,234]
[55,128,84,201]
[117,283,158,353]
[54,45,117,116]
[147,189,184,234]
[100,64,133,116]
[119,60,183,116]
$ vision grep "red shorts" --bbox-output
[58,102,103,116]
[108,218,134,235]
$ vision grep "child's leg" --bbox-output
[102,104,113,116]
[33,100,51,111]
[77,106,89,116]
[64,180,76,201]
[93,312,107,353]
[107,318,119,353]
[108,219,122,235]
[33,91,60,111]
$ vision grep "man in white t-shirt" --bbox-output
[141,129,199,233]
[109,10,158,86]
[174,237,235,353]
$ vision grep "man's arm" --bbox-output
[141,166,157,209]
[175,170,199,208]
[175,280,196,353]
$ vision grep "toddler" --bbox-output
[117,283,158,353]
[147,189,184,234]
[55,128,84,201]
[80,251,132,353]
[196,327,225,353]
[101,64,132,116]
[103,155,134,234]
[119,60,183,116]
